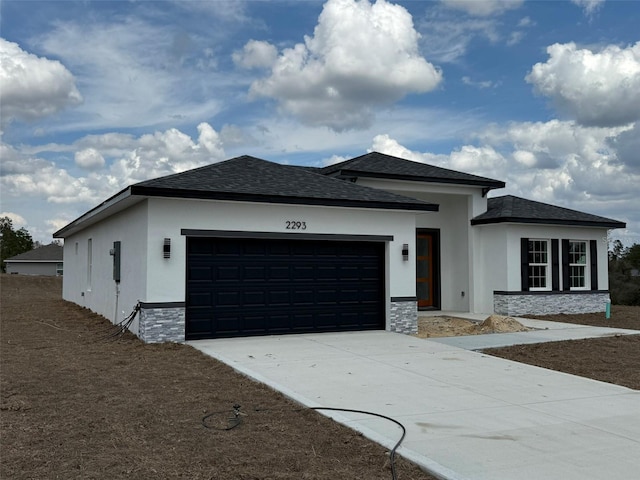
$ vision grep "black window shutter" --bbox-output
[521,238,529,291]
[590,240,598,290]
[562,239,571,290]
[551,239,560,291]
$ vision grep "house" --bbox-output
[4,243,64,276]
[53,152,625,343]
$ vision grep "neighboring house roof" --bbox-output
[5,244,63,262]
[471,195,626,228]
[317,152,506,190]
[130,155,438,212]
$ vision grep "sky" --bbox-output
[1,0,638,246]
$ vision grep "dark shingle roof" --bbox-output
[131,155,437,212]
[5,244,63,262]
[471,195,626,228]
[318,152,505,189]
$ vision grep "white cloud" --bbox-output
[108,123,226,186]
[371,138,508,180]
[518,17,533,27]
[46,218,70,235]
[248,0,442,131]
[608,122,640,172]
[370,133,460,165]
[440,0,524,17]
[0,212,27,228]
[449,145,507,176]
[369,120,638,229]
[0,38,82,125]
[526,42,640,127]
[418,10,501,63]
[571,0,605,16]
[321,154,350,166]
[75,148,105,170]
[1,123,226,206]
[233,40,278,69]
[462,76,497,89]
[32,19,225,132]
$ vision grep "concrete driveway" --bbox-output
[190,331,640,480]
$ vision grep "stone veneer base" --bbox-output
[389,299,418,334]
[494,291,610,316]
[138,304,185,343]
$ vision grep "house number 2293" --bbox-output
[286,220,307,230]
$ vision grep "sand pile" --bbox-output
[477,314,531,333]
[416,314,531,338]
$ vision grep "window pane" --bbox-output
[569,241,587,265]
[570,265,585,288]
[529,240,547,264]
[529,265,547,288]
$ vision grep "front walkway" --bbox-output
[190,331,640,480]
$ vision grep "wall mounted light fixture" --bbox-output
[402,243,409,261]
[163,238,171,259]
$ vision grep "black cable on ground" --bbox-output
[96,303,140,341]
[202,404,407,480]
[310,406,406,480]
[201,404,243,431]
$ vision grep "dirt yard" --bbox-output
[418,307,640,390]
[0,274,437,480]
[2,275,639,479]
[484,306,640,390]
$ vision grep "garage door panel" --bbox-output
[242,291,266,306]
[216,265,240,280]
[243,265,266,281]
[269,265,290,279]
[186,237,384,339]
[189,292,212,306]
[268,290,290,304]
[189,266,213,281]
[214,291,240,306]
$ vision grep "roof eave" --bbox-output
[470,217,626,229]
[4,259,61,263]
[53,187,135,238]
[130,186,438,212]
[330,169,506,189]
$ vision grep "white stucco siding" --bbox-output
[355,178,489,312]
[472,225,509,314]
[414,194,470,311]
[61,201,148,328]
[145,197,419,304]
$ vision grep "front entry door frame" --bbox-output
[416,229,441,310]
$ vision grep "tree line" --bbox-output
[609,240,640,305]
[0,217,34,273]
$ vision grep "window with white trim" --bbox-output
[568,240,588,289]
[528,239,550,290]
[87,238,92,290]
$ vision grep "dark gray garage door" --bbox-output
[186,237,385,340]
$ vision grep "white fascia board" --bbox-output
[53,187,142,238]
